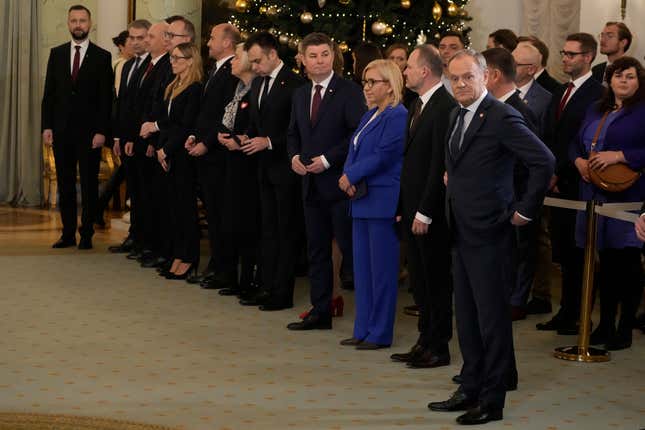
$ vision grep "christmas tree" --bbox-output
[228,0,472,59]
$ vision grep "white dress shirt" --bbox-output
[309,71,335,169]
[126,52,149,86]
[517,79,534,100]
[561,70,593,110]
[70,38,90,73]
[498,87,518,103]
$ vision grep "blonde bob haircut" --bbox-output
[362,59,403,107]
[165,42,203,101]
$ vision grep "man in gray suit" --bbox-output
[512,43,552,138]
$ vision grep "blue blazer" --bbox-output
[344,104,407,219]
[287,74,366,201]
[523,80,552,138]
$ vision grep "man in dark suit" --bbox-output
[184,23,240,289]
[286,32,366,329]
[428,49,554,425]
[517,36,561,95]
[390,44,455,368]
[237,32,304,310]
[592,22,632,83]
[512,43,552,137]
[112,19,151,259]
[536,33,603,335]
[42,5,113,250]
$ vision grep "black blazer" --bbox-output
[248,65,304,184]
[445,94,555,246]
[194,58,238,162]
[400,85,456,233]
[506,91,540,200]
[41,41,113,137]
[592,62,607,83]
[535,68,561,95]
[113,55,151,145]
[287,73,366,201]
[543,77,603,198]
[158,82,203,157]
[137,53,173,149]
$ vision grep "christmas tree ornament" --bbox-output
[339,0,350,5]
[318,0,326,7]
[288,37,301,50]
[279,34,290,45]
[385,25,393,35]
[416,30,427,45]
[400,0,411,9]
[371,20,387,36]
[258,6,268,14]
[266,5,278,16]
[338,41,349,53]
[300,11,313,24]
[447,1,458,16]
[240,31,249,41]
[268,27,278,35]
[432,2,442,22]
[234,0,249,13]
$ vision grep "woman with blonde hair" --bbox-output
[338,59,407,349]
[156,42,203,279]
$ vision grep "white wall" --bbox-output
[467,0,523,51]
[97,0,129,59]
[580,0,644,67]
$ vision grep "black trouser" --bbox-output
[96,163,125,222]
[259,175,301,302]
[137,153,161,253]
[124,153,144,247]
[510,214,540,307]
[405,223,452,355]
[597,247,644,335]
[453,230,514,410]
[303,197,352,317]
[166,152,199,264]
[53,132,101,240]
[220,231,259,287]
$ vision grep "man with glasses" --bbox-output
[593,22,632,83]
[512,43,552,137]
[517,36,561,95]
[536,33,603,335]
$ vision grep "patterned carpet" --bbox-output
[0,208,644,429]
[0,412,178,430]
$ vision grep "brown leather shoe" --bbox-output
[407,351,450,368]
[355,342,389,350]
[390,344,424,362]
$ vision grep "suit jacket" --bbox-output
[544,77,603,198]
[591,62,607,83]
[445,94,555,246]
[400,85,456,232]
[506,91,540,199]
[113,55,151,146]
[137,53,173,150]
[158,82,203,158]
[194,58,238,163]
[523,80,552,138]
[287,73,366,201]
[41,41,113,138]
[247,65,304,184]
[535,68,561,95]
[344,104,407,218]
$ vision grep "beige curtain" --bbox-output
[0,0,41,205]
[521,0,581,82]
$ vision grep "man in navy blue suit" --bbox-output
[286,32,366,330]
[512,43,552,138]
[428,49,554,425]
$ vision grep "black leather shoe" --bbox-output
[186,270,215,285]
[259,298,293,311]
[456,405,503,425]
[511,306,527,321]
[340,274,354,290]
[52,237,76,248]
[403,305,420,317]
[407,351,450,368]
[526,297,552,315]
[590,326,613,345]
[287,314,332,330]
[126,249,142,260]
[340,337,363,346]
[356,341,390,350]
[536,315,565,331]
[201,276,236,290]
[390,344,425,363]
[219,287,241,296]
[77,237,92,250]
[556,321,579,335]
[452,374,463,384]
[428,389,476,412]
[142,256,165,269]
[239,291,270,306]
[108,237,134,253]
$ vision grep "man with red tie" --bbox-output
[42,4,113,250]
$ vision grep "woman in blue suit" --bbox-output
[338,59,407,349]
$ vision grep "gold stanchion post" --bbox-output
[554,200,610,362]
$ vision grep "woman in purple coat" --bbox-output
[571,56,645,350]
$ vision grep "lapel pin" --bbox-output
[479,112,484,118]
[524,99,529,104]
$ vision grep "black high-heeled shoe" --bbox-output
[165,264,197,280]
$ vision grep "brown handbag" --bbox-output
[587,111,640,193]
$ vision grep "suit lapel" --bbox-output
[75,42,94,82]
[452,95,493,164]
[446,107,459,162]
[260,66,288,111]
[251,76,262,115]
[311,74,339,128]
[354,107,387,154]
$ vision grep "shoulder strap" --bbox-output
[590,111,610,151]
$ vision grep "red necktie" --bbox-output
[311,84,323,123]
[556,82,575,120]
[71,45,81,82]
[140,60,154,85]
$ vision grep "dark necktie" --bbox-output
[449,108,469,155]
[140,61,154,86]
[204,66,217,90]
[310,84,323,123]
[260,75,271,108]
[409,97,422,130]
[127,56,141,87]
[71,45,81,82]
[557,82,575,120]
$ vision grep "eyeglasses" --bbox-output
[169,55,189,62]
[361,79,388,89]
[164,31,188,39]
[559,50,589,59]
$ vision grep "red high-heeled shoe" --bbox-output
[298,296,344,319]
